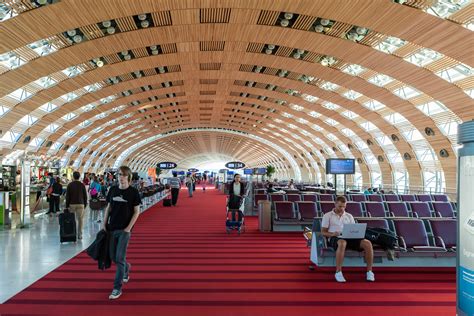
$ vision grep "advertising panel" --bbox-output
[458,155,474,316]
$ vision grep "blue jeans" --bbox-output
[187,185,193,197]
[110,230,131,291]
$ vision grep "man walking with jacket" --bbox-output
[102,166,141,300]
[169,171,181,206]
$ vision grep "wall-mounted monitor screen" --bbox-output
[243,168,253,175]
[326,159,355,174]
[253,167,267,175]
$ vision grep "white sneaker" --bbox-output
[366,271,375,282]
[335,271,346,283]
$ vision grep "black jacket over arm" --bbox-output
[86,230,112,270]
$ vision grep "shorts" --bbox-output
[328,237,363,251]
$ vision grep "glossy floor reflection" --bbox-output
[0,194,164,303]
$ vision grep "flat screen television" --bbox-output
[326,159,355,174]
[243,168,253,175]
[253,167,266,175]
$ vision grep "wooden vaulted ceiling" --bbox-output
[0,0,473,191]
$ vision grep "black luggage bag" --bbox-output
[59,209,77,243]
[163,198,172,207]
[365,227,397,249]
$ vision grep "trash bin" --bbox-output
[258,200,272,232]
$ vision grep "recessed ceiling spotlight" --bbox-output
[141,20,150,28]
[73,35,82,43]
[67,29,76,36]
[138,14,147,21]
[102,20,112,28]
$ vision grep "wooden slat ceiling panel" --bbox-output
[326,21,353,37]
[0,2,470,194]
[257,10,279,26]
[115,16,138,32]
[151,11,173,26]
[246,42,264,53]
[80,24,103,40]
[292,15,317,31]
[447,3,474,24]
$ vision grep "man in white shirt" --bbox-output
[321,196,374,283]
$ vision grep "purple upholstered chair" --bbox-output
[432,202,455,218]
[383,194,400,202]
[408,202,432,218]
[416,194,432,202]
[364,202,386,217]
[400,194,416,202]
[302,194,318,202]
[432,194,449,202]
[393,219,445,252]
[319,202,335,215]
[286,194,301,203]
[350,194,366,202]
[274,201,297,220]
[367,195,383,202]
[386,202,410,217]
[429,219,456,250]
[296,201,318,221]
[319,194,335,202]
[345,202,364,217]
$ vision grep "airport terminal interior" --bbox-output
[0,0,473,315]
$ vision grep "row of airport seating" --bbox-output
[310,217,456,253]
[272,200,456,220]
[254,192,450,203]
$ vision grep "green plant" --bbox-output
[155,165,162,176]
[266,165,276,179]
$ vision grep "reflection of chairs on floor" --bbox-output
[89,199,107,222]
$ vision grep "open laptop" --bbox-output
[337,223,367,239]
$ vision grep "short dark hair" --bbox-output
[234,173,240,179]
[73,171,80,180]
[119,166,132,182]
[335,196,347,203]
[172,171,177,177]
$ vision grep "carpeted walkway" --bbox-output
[0,188,455,315]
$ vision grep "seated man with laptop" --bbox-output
[321,196,375,283]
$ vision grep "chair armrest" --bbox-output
[413,212,419,218]
[367,211,372,218]
[434,236,447,250]
[436,211,442,218]
[398,236,407,252]
[389,211,395,217]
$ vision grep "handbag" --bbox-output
[46,186,53,195]
[163,199,172,207]
[90,187,98,196]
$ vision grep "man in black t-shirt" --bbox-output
[102,166,141,300]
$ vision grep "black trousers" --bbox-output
[48,195,60,214]
[171,188,180,206]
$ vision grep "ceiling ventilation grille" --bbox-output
[200,41,225,51]
[151,11,172,26]
[200,79,219,84]
[257,10,279,25]
[200,8,231,23]
[200,63,221,70]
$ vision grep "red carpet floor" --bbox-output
[0,188,455,315]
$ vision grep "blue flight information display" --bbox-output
[326,159,355,174]
[243,168,253,175]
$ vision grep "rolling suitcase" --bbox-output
[59,209,77,243]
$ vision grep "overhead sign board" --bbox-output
[158,162,177,169]
[188,168,199,172]
[225,161,245,169]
